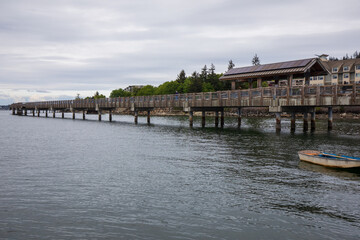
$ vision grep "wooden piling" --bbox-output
[290,112,296,132]
[303,111,308,132]
[98,110,101,121]
[328,107,333,131]
[237,107,242,128]
[147,110,151,124]
[72,111,75,120]
[83,110,86,120]
[53,110,55,118]
[134,110,138,124]
[201,111,205,128]
[220,109,224,128]
[45,110,48,118]
[275,112,281,132]
[189,111,193,128]
[311,111,316,132]
[215,111,219,128]
[62,111,64,119]
[109,110,112,122]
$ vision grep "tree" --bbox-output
[156,81,180,95]
[200,65,208,82]
[93,91,106,99]
[188,71,202,93]
[228,60,235,71]
[110,88,131,98]
[136,85,156,96]
[75,93,81,100]
[176,70,186,84]
[252,53,260,66]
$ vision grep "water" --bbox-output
[0,111,360,239]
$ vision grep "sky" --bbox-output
[1,0,360,105]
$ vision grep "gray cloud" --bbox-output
[0,0,360,104]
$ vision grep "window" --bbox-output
[356,73,360,78]
[310,77,313,80]
[356,65,360,70]
[344,73,349,78]
[332,74,338,79]
[343,66,349,71]
[332,67,338,72]
[319,76,324,80]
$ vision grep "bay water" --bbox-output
[0,111,359,239]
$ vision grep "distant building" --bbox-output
[124,85,145,93]
[319,57,360,85]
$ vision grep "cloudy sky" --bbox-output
[1,0,360,104]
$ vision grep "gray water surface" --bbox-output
[0,111,360,239]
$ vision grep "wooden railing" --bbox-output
[10,84,360,110]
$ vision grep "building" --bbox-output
[220,58,329,89]
[319,56,360,85]
[220,55,360,89]
[124,85,145,93]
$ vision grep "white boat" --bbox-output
[298,150,360,168]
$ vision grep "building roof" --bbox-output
[321,58,360,73]
[221,58,329,81]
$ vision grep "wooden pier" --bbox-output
[10,84,360,132]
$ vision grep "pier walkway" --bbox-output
[10,84,360,132]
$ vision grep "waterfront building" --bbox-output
[220,55,360,89]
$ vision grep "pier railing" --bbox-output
[10,84,360,110]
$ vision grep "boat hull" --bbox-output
[298,150,360,168]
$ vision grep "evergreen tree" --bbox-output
[252,54,260,66]
[188,71,202,93]
[176,70,186,84]
[228,60,235,71]
[200,65,208,82]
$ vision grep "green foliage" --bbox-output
[202,82,215,92]
[176,70,186,84]
[156,81,180,95]
[252,53,260,66]
[110,88,131,98]
[86,91,106,99]
[136,85,156,96]
[228,60,235,71]
[261,81,269,87]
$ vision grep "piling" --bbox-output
[303,112,308,132]
[98,110,102,121]
[147,110,151,124]
[215,111,219,128]
[109,110,112,122]
[328,107,333,131]
[311,112,316,132]
[83,110,86,120]
[201,111,206,128]
[220,109,224,128]
[189,111,193,128]
[134,110,138,124]
[53,110,55,118]
[72,111,75,120]
[237,107,242,128]
[290,112,296,132]
[45,110,48,118]
[275,112,281,132]
[62,111,64,119]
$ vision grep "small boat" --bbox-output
[298,150,360,168]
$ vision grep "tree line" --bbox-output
[329,50,360,61]
[109,64,234,98]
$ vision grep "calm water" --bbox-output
[0,111,360,239]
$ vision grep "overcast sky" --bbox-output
[1,0,360,104]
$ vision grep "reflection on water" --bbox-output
[0,111,360,240]
[299,161,360,180]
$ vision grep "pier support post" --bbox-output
[83,110,86,120]
[53,110,55,118]
[237,107,242,128]
[189,111,193,128]
[134,110,138,124]
[220,109,224,128]
[37,110,40,117]
[215,111,219,128]
[24,110,27,116]
[32,110,35,117]
[62,111,64,119]
[201,111,206,128]
[72,111,75,120]
[109,110,112,122]
[303,111,308,132]
[45,110,48,118]
[275,112,281,132]
[311,111,316,132]
[98,110,102,121]
[291,112,296,132]
[328,107,333,131]
[147,110,151,124]
[12,109,15,115]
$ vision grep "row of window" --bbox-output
[333,65,360,73]
[332,73,360,79]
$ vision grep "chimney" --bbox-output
[317,54,329,62]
